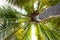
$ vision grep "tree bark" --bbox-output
[37,3,60,21]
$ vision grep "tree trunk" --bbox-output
[37,3,60,21]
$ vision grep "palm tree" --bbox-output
[0,0,60,40]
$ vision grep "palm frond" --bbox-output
[6,0,36,7]
[39,16,60,40]
[0,6,28,29]
[15,22,31,40]
[1,0,60,40]
[0,6,21,18]
[37,0,60,13]
[6,0,38,15]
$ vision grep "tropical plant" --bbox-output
[0,0,60,40]
[0,6,21,29]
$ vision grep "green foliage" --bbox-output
[6,0,37,15]
[0,6,21,29]
[38,0,60,13]
[1,0,60,40]
[0,6,20,18]
[39,16,60,40]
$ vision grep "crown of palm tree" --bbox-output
[0,0,60,40]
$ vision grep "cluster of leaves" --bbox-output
[0,6,21,29]
[13,16,60,40]
[0,0,60,40]
[0,6,20,18]
[38,0,60,13]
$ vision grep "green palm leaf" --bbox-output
[6,0,37,15]
[39,16,60,40]
[37,0,60,13]
[0,0,60,40]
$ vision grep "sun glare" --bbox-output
[34,1,38,10]
[0,0,4,6]
[31,24,37,40]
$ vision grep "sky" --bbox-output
[0,0,5,6]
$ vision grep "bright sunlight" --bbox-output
[31,24,37,40]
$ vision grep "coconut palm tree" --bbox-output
[0,0,60,40]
